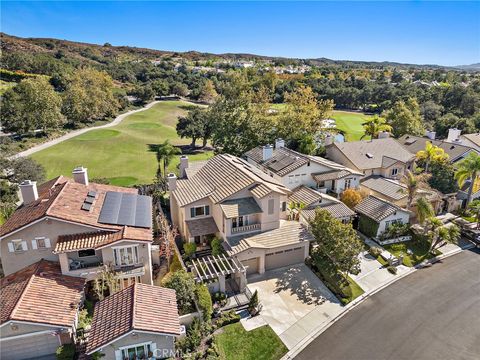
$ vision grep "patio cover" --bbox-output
[186,217,219,237]
[190,254,246,282]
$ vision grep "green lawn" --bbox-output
[215,323,288,360]
[331,111,372,141]
[31,101,213,187]
[383,241,441,267]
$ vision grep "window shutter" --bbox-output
[114,350,122,360]
[190,208,195,218]
[205,206,210,216]
[45,238,51,248]
[21,241,28,251]
[32,239,38,250]
[8,243,14,252]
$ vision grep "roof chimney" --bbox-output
[167,173,177,191]
[324,134,334,146]
[179,155,189,178]
[72,167,89,186]
[275,138,285,149]
[262,145,273,161]
[447,128,462,143]
[378,131,390,139]
[19,180,38,205]
[425,130,436,140]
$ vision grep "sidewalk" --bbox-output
[280,239,476,359]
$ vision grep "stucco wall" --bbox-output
[377,211,410,237]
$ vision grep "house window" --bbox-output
[78,249,96,257]
[391,168,399,176]
[282,201,287,212]
[232,216,249,229]
[288,175,294,184]
[344,178,352,189]
[317,181,326,188]
[8,239,26,253]
[268,199,275,215]
[121,342,152,360]
[190,205,210,218]
[113,246,139,266]
[32,237,50,250]
[385,219,402,229]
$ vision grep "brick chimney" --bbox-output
[378,131,390,139]
[179,155,189,178]
[19,180,38,205]
[72,167,89,186]
[262,145,273,161]
[447,128,462,143]
[275,138,285,149]
[167,173,177,191]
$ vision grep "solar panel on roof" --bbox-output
[98,191,152,228]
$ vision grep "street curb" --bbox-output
[280,245,475,359]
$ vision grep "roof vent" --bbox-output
[366,153,374,159]
[81,191,97,211]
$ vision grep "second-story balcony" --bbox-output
[231,223,261,234]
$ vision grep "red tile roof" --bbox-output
[0,176,152,241]
[0,260,85,327]
[86,283,180,354]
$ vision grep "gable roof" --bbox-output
[329,138,415,170]
[355,196,409,222]
[302,203,355,220]
[0,260,85,327]
[0,176,152,241]
[219,197,263,218]
[397,134,476,162]
[462,133,480,147]
[86,283,180,354]
[172,154,289,207]
[244,145,356,177]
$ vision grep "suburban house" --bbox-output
[457,132,480,152]
[244,139,363,195]
[168,154,313,276]
[0,167,154,288]
[86,283,180,360]
[0,260,85,360]
[289,185,355,224]
[397,132,478,163]
[326,138,416,179]
[355,196,411,239]
[360,176,443,215]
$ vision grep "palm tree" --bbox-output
[398,170,431,210]
[415,196,435,225]
[360,115,392,140]
[455,152,480,207]
[468,199,480,229]
[156,140,181,178]
[416,141,449,172]
[425,217,460,252]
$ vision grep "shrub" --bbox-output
[169,252,183,272]
[216,310,240,328]
[184,242,197,258]
[387,266,397,275]
[211,237,224,256]
[56,344,75,360]
[368,246,382,258]
[162,270,196,314]
[248,289,259,313]
[196,284,213,320]
[340,188,364,209]
[358,215,380,238]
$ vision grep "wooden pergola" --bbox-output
[190,254,246,282]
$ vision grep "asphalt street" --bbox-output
[296,248,480,360]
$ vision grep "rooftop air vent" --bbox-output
[366,153,374,159]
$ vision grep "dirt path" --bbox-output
[9,100,162,159]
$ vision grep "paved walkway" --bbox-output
[8,100,162,159]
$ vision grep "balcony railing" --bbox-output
[69,259,102,271]
[231,223,261,234]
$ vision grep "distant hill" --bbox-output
[0,32,461,71]
[456,63,480,71]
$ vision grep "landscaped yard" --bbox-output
[30,101,213,186]
[214,323,288,360]
[383,241,441,267]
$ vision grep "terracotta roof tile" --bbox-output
[0,260,85,327]
[86,283,180,354]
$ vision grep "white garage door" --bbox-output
[242,257,259,275]
[265,246,305,270]
[1,332,60,360]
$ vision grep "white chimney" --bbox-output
[72,166,89,186]
[378,131,390,139]
[262,145,273,161]
[275,138,285,149]
[179,155,189,178]
[425,130,436,140]
[20,180,38,205]
[167,173,177,191]
[447,128,462,143]
[324,134,334,146]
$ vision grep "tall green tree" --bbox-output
[156,140,181,177]
[425,217,460,252]
[198,79,218,104]
[2,76,64,134]
[62,68,118,126]
[468,200,480,229]
[398,170,431,210]
[360,115,392,140]
[416,141,449,173]
[176,107,212,148]
[455,152,480,207]
[383,98,425,137]
[415,196,435,225]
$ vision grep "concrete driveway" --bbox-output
[247,264,342,349]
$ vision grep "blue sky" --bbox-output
[1,1,479,66]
